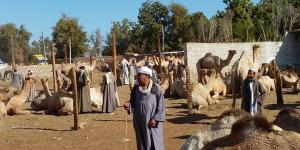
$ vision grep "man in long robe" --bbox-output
[123,64,130,85]
[129,61,137,91]
[101,68,118,113]
[124,66,165,150]
[77,66,92,113]
[26,70,37,102]
[241,68,266,116]
[11,69,23,91]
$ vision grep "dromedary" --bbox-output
[181,109,250,150]
[202,115,300,150]
[196,50,237,83]
[258,76,275,93]
[0,86,19,103]
[40,78,73,115]
[5,77,32,115]
[231,51,253,107]
[274,108,300,133]
[0,101,6,118]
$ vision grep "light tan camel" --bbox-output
[0,101,6,118]
[211,76,227,99]
[196,50,237,83]
[258,76,275,93]
[231,51,253,107]
[0,86,19,103]
[6,77,32,115]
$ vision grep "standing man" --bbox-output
[76,66,92,114]
[101,67,118,113]
[129,59,137,91]
[176,61,186,80]
[26,70,37,102]
[124,66,165,150]
[123,64,130,85]
[241,68,266,116]
[11,68,23,91]
[148,62,159,84]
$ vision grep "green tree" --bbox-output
[52,14,88,58]
[104,19,131,55]
[168,3,191,51]
[0,23,31,63]
[138,0,169,53]
[90,29,102,57]
[223,0,254,41]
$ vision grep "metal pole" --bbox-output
[42,32,46,64]
[69,37,72,64]
[112,32,117,78]
[51,42,57,92]
[71,67,79,130]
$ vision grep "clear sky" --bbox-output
[0,0,260,43]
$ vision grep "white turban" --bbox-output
[137,66,152,77]
[248,67,256,72]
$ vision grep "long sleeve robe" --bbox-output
[130,82,165,150]
[101,72,118,113]
[241,79,266,116]
[77,70,92,113]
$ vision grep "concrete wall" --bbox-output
[185,42,282,82]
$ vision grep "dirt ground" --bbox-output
[0,71,299,150]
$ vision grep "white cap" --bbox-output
[137,66,152,77]
[248,67,256,72]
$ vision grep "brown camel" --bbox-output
[40,78,73,115]
[6,77,32,115]
[202,115,300,150]
[274,108,300,133]
[196,50,237,83]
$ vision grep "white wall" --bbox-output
[185,42,283,82]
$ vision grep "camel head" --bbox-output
[228,50,237,55]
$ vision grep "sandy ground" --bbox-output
[0,71,299,150]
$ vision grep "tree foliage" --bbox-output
[52,14,88,58]
[0,23,31,63]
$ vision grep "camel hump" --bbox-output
[205,52,213,57]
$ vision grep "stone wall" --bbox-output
[185,42,283,82]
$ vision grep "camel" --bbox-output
[196,50,237,83]
[181,109,250,150]
[0,101,6,118]
[160,73,172,97]
[202,115,300,150]
[274,108,300,133]
[292,77,300,94]
[231,51,253,107]
[90,87,103,110]
[40,78,73,115]
[5,77,32,115]
[258,76,275,93]
[211,76,227,99]
[0,86,19,103]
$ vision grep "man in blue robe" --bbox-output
[124,66,165,150]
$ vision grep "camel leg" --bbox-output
[15,108,30,115]
[212,92,219,99]
[222,87,227,97]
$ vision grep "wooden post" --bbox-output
[90,55,93,83]
[10,36,16,69]
[157,32,162,80]
[64,44,67,64]
[185,67,194,114]
[271,60,284,104]
[112,32,117,78]
[51,42,57,92]
[71,67,79,130]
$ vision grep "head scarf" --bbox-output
[137,66,152,77]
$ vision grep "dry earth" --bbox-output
[0,69,299,150]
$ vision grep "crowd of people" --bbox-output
[5,58,267,150]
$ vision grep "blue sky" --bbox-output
[0,0,260,43]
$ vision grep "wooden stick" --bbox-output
[271,60,284,104]
[51,43,57,92]
[185,67,194,114]
[71,67,79,130]
[157,32,162,80]
[112,32,117,78]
